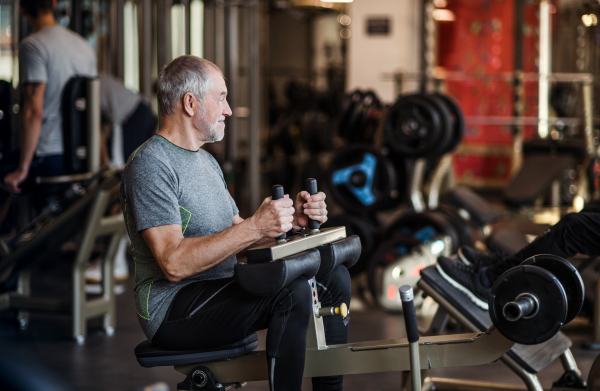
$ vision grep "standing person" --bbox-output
[98,73,157,167]
[0,0,96,221]
[121,55,350,391]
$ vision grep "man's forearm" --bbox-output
[18,110,42,171]
[156,218,262,282]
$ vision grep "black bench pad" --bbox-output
[315,235,361,279]
[420,266,571,373]
[523,138,586,158]
[135,333,259,368]
[445,187,499,227]
[235,248,320,296]
[503,154,575,207]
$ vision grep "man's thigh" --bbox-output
[152,277,298,350]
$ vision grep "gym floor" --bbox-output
[0,240,599,391]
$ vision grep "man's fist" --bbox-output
[250,194,295,238]
[293,191,328,231]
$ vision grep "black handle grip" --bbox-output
[400,285,419,343]
[305,178,320,231]
[272,185,286,242]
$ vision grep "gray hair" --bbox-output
[157,55,222,117]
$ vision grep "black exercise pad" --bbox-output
[488,229,530,257]
[135,333,259,368]
[504,154,575,207]
[420,266,571,373]
[523,138,586,158]
[445,187,499,227]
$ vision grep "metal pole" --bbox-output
[86,79,102,173]
[410,159,427,213]
[248,0,260,211]
[157,0,173,72]
[583,81,595,158]
[537,0,551,139]
[226,3,238,163]
[215,0,226,70]
[138,0,152,99]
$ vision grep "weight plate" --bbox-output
[339,90,364,140]
[436,204,473,249]
[348,90,381,144]
[432,93,465,154]
[384,94,443,158]
[489,265,567,345]
[367,237,425,311]
[419,94,454,157]
[322,214,379,276]
[386,211,461,253]
[521,254,584,324]
[327,145,397,212]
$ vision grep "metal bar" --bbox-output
[306,278,328,350]
[225,3,238,162]
[86,78,102,173]
[410,159,427,213]
[115,0,125,81]
[16,269,30,327]
[214,0,225,70]
[583,82,595,158]
[500,355,544,391]
[559,350,581,376]
[157,0,173,72]
[428,154,453,209]
[0,293,9,311]
[538,0,551,139]
[248,0,260,211]
[95,214,125,237]
[594,269,600,343]
[464,116,581,127]
[138,0,153,99]
[409,341,422,391]
[175,329,513,382]
[8,295,70,313]
[83,297,115,318]
[382,71,594,84]
[426,377,528,391]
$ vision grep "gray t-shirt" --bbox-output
[19,25,97,156]
[120,135,239,340]
[99,73,141,125]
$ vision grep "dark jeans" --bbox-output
[152,265,351,391]
[488,206,600,281]
[121,101,157,160]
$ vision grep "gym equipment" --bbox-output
[418,94,454,157]
[321,214,378,276]
[368,236,451,311]
[338,90,364,140]
[327,145,403,212]
[418,257,583,391]
[520,254,584,325]
[432,93,465,155]
[400,285,421,391]
[345,90,383,144]
[133,181,582,390]
[0,77,124,343]
[385,94,443,158]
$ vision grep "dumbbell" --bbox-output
[489,254,584,345]
[271,178,321,244]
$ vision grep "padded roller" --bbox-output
[235,249,321,296]
[315,235,361,279]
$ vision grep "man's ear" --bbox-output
[182,92,196,117]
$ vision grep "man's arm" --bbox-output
[4,82,45,193]
[142,196,295,282]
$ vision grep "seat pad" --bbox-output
[135,333,259,368]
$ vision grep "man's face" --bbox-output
[194,67,232,143]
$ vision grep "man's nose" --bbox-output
[224,100,233,117]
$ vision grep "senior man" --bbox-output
[121,55,350,391]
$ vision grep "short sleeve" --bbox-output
[19,39,48,84]
[204,151,239,216]
[124,156,182,232]
[228,191,239,216]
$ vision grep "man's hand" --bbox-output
[249,195,295,238]
[293,191,328,231]
[3,168,28,193]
